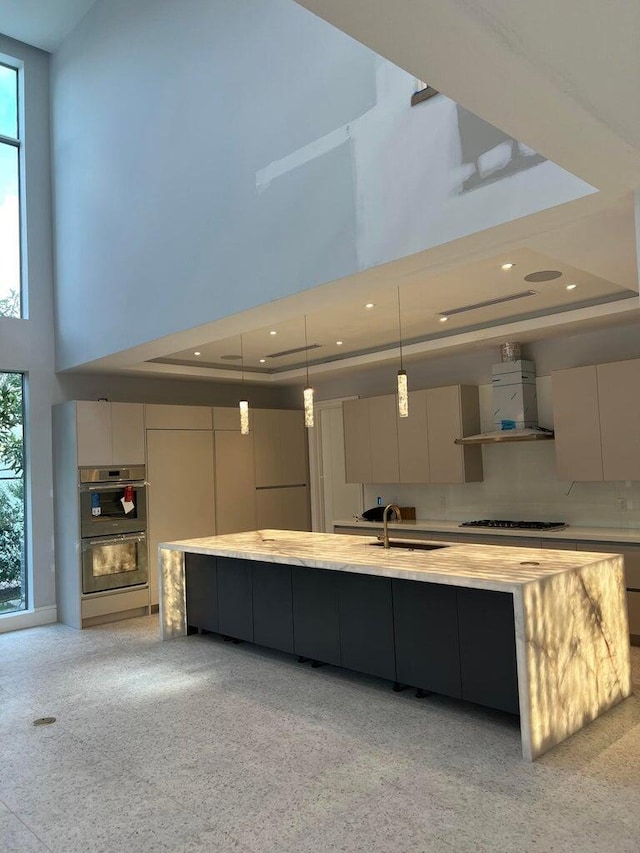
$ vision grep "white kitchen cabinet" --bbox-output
[145,404,212,430]
[397,390,430,484]
[552,366,603,481]
[597,360,640,481]
[426,385,483,484]
[369,395,400,484]
[253,408,308,487]
[343,398,372,484]
[343,386,482,485]
[256,486,310,531]
[214,430,257,534]
[76,401,145,467]
[146,429,215,606]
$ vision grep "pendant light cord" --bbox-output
[397,286,404,371]
[240,333,245,388]
[304,315,310,387]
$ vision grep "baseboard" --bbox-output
[0,605,58,634]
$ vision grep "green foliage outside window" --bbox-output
[0,360,24,598]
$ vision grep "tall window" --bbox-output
[0,372,25,613]
[0,62,21,318]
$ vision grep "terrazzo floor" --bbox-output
[0,615,638,853]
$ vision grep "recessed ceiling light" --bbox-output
[566,283,577,291]
[193,351,201,356]
[439,315,449,323]
[501,262,515,271]
[259,358,266,363]
[365,303,375,309]
[269,330,277,335]
[336,340,344,346]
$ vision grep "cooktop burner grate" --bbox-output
[460,520,567,531]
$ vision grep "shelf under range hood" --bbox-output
[455,428,555,445]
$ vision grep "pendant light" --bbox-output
[396,286,408,418]
[239,334,249,435]
[303,315,314,428]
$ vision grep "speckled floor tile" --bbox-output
[0,812,51,853]
[1,616,638,853]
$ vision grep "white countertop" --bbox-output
[333,518,640,545]
[160,529,618,593]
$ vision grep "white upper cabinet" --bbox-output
[145,404,212,430]
[76,401,145,467]
[552,358,640,482]
[253,409,308,487]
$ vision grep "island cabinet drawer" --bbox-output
[216,557,254,642]
[392,580,461,698]
[456,588,519,715]
[337,573,396,681]
[251,562,294,654]
[185,554,218,633]
[292,567,341,666]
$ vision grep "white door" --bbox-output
[311,402,363,533]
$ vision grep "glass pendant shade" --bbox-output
[303,386,314,428]
[397,370,408,418]
[239,400,249,435]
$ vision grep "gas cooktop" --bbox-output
[460,520,567,531]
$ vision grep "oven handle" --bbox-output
[81,532,147,550]
[80,480,147,493]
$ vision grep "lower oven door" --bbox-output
[81,532,148,594]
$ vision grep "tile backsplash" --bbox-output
[363,378,640,530]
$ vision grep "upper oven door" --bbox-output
[79,480,147,538]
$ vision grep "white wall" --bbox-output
[50,0,593,370]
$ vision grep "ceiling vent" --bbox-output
[267,343,322,359]
[440,290,537,318]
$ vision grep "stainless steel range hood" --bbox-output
[455,343,554,445]
[455,427,554,445]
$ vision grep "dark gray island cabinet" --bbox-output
[161,530,631,761]
[184,552,519,715]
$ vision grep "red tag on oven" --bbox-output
[124,485,134,502]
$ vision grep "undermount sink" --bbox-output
[369,541,449,551]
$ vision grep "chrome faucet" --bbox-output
[381,504,402,549]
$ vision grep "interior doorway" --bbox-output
[308,399,363,533]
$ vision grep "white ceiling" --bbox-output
[0,0,97,52]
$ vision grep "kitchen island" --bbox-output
[159,529,632,761]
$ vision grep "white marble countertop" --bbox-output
[333,518,640,545]
[159,529,618,593]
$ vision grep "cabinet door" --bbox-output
[111,403,145,464]
[76,401,112,467]
[292,566,341,665]
[146,429,215,606]
[215,431,257,534]
[216,557,253,641]
[426,386,464,483]
[338,572,396,681]
[343,398,372,483]
[369,395,400,483]
[256,488,283,529]
[597,360,640,481]
[280,486,310,531]
[252,562,293,652]
[278,410,307,485]
[212,406,242,431]
[457,588,519,714]
[253,409,282,487]
[185,553,218,632]
[552,366,603,481]
[146,404,212,430]
[392,579,461,698]
[397,390,430,483]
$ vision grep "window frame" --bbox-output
[0,55,25,319]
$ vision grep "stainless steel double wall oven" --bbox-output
[79,466,148,594]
